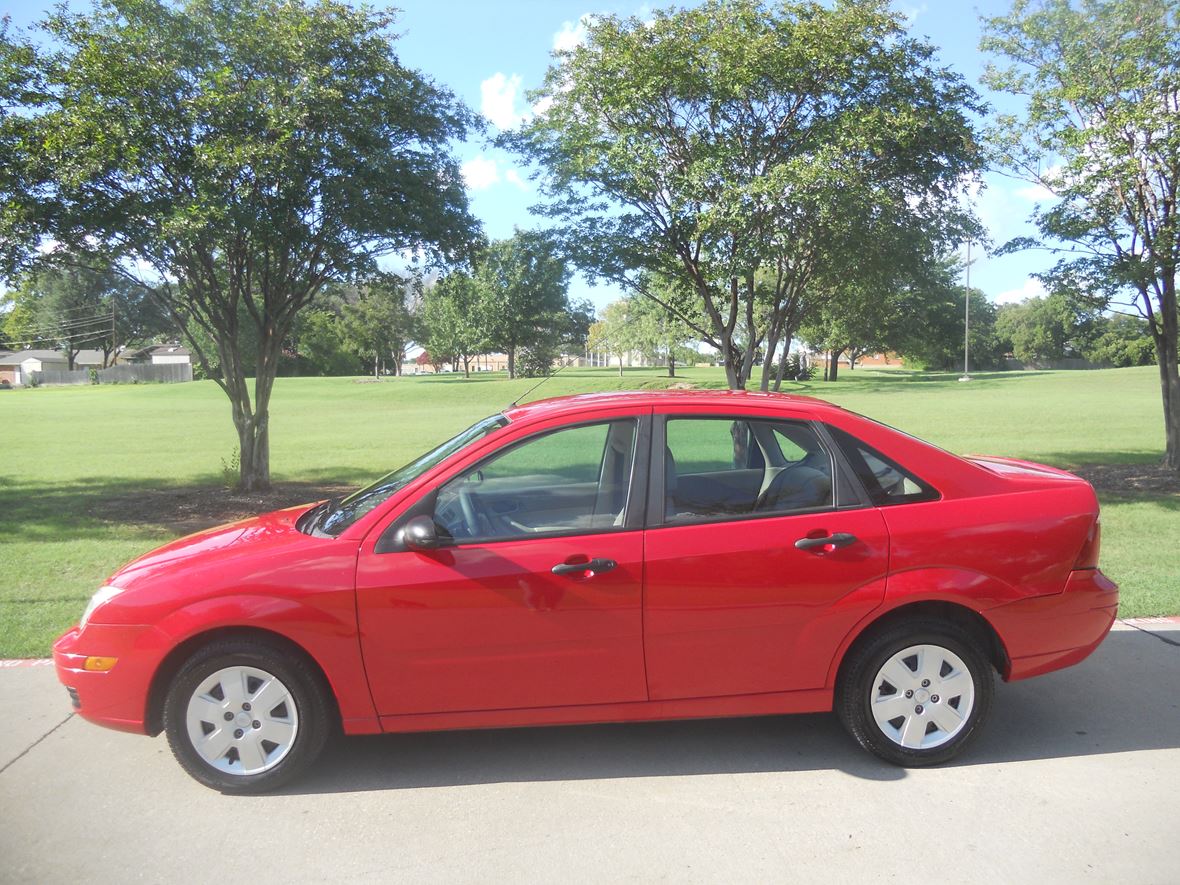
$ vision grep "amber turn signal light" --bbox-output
[83,656,118,672]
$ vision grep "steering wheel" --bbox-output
[458,487,481,537]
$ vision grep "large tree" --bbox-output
[509,0,982,389]
[420,271,489,377]
[477,231,572,379]
[0,0,475,489]
[983,0,1180,470]
[339,275,419,378]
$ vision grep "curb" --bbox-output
[0,659,54,668]
[1120,616,1180,628]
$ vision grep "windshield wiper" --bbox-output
[299,497,340,537]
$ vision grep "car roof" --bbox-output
[503,388,845,423]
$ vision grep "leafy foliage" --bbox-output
[339,276,419,377]
[476,231,573,378]
[421,272,489,377]
[2,261,169,367]
[509,0,983,389]
[983,0,1180,468]
[0,0,477,488]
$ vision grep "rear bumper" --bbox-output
[987,569,1119,681]
[53,623,163,734]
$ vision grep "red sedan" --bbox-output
[54,390,1118,792]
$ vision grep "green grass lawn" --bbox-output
[1,364,1175,658]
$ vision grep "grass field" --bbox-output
[1,365,1176,658]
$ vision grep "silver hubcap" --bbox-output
[185,665,298,776]
[870,644,975,750]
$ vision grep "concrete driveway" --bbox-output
[2,621,1178,884]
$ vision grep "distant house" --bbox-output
[0,349,69,385]
[74,350,106,370]
[122,344,192,366]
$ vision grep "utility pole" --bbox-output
[959,240,971,383]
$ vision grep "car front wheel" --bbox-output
[836,620,994,766]
[163,638,332,793]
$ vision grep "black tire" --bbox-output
[163,638,333,793]
[836,619,994,767]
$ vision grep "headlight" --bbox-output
[81,585,126,628]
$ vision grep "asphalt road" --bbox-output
[2,621,1178,884]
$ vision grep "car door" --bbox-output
[355,414,650,717]
[643,410,890,700]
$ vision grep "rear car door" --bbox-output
[355,413,651,717]
[643,409,890,700]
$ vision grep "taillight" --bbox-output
[1074,516,1101,569]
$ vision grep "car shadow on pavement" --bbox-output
[282,627,1180,795]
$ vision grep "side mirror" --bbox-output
[402,514,441,551]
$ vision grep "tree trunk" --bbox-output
[373,355,379,378]
[758,336,778,392]
[231,336,280,493]
[772,345,790,392]
[828,348,844,382]
[1155,276,1180,471]
[507,345,516,379]
[463,355,471,378]
[618,353,623,378]
[667,349,675,378]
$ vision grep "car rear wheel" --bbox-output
[836,619,994,766]
[163,638,332,793]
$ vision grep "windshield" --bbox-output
[315,413,509,537]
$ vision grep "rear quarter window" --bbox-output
[826,424,939,506]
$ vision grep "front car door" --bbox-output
[355,412,650,717]
[643,407,890,700]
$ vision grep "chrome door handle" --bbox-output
[794,533,857,551]
[551,558,617,575]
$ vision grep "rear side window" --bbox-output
[663,417,833,521]
[826,425,939,506]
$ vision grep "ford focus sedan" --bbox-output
[54,390,1118,792]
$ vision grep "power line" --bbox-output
[13,314,112,336]
[3,327,115,349]
[4,310,115,341]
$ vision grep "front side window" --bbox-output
[663,417,833,522]
[433,419,638,543]
[316,414,508,536]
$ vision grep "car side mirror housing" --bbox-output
[402,514,441,551]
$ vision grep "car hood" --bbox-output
[110,503,317,588]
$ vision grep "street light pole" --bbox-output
[959,240,971,383]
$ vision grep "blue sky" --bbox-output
[2,0,1053,311]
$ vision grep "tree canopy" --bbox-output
[983,0,1180,470]
[0,0,477,488]
[509,0,983,389]
[476,231,573,379]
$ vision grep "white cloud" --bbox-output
[460,156,530,193]
[1013,165,1063,203]
[553,14,593,52]
[994,277,1048,305]
[900,4,927,27]
[461,155,502,191]
[504,168,529,191]
[480,72,528,130]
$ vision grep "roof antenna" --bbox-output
[509,330,620,409]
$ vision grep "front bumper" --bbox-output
[988,568,1120,681]
[53,623,163,734]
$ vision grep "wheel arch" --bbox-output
[830,600,1011,693]
[144,626,341,737]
